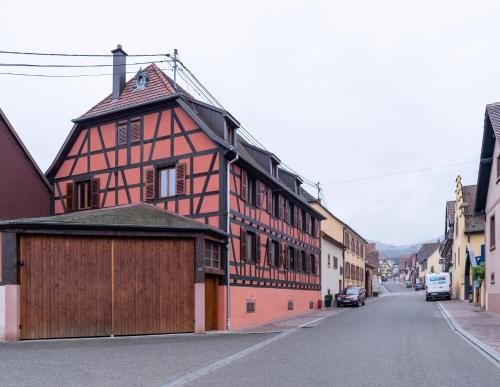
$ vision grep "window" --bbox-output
[227,127,235,145]
[286,201,292,224]
[328,254,331,268]
[311,254,316,274]
[288,246,295,270]
[333,256,338,269]
[301,251,307,272]
[271,240,280,266]
[117,122,127,145]
[158,167,176,198]
[205,240,221,269]
[491,215,496,250]
[302,210,307,230]
[76,180,91,210]
[247,232,256,262]
[272,192,280,217]
[246,300,256,313]
[271,161,278,178]
[248,176,256,206]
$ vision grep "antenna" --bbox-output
[173,49,178,90]
[316,181,321,200]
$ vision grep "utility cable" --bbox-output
[0,50,171,58]
[0,59,171,68]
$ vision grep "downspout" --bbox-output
[226,153,239,331]
[342,226,347,290]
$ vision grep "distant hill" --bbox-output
[368,236,442,263]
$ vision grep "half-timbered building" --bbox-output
[0,45,323,340]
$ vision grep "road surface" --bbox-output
[0,281,498,386]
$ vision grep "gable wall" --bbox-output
[0,117,51,220]
[50,104,224,228]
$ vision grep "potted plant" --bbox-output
[324,293,333,308]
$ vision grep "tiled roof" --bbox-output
[464,213,485,233]
[486,103,500,141]
[78,64,186,120]
[416,242,440,264]
[461,185,477,216]
[0,203,225,235]
[446,200,455,225]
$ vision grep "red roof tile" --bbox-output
[78,64,186,120]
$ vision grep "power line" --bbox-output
[0,59,171,68]
[0,50,171,58]
[0,67,173,78]
[322,160,481,185]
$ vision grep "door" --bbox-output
[20,235,195,339]
[205,275,218,331]
[20,235,112,340]
[113,238,195,335]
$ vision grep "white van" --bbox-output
[425,272,451,301]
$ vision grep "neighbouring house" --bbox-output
[441,200,455,272]
[343,227,367,288]
[451,177,485,302]
[416,242,441,283]
[0,46,324,340]
[475,102,500,314]
[380,259,393,279]
[309,201,345,299]
[0,108,52,341]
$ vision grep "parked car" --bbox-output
[337,287,366,307]
[415,282,425,291]
[426,272,451,301]
[405,281,413,288]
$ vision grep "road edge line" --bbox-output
[436,302,500,365]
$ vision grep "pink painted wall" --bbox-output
[0,285,19,341]
[194,283,205,333]
[485,141,500,314]
[218,286,321,330]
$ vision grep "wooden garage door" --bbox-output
[113,238,194,335]
[20,235,112,339]
[20,235,194,339]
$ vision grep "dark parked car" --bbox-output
[415,283,425,291]
[337,287,366,307]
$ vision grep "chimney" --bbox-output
[111,44,127,99]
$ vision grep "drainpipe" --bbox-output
[226,153,239,331]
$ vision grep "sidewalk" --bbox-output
[231,307,345,334]
[438,300,500,361]
[229,295,383,334]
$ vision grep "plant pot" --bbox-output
[324,298,332,308]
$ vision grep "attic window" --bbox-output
[271,161,278,178]
[134,69,149,89]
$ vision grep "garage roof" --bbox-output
[0,203,227,237]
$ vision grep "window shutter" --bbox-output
[255,233,261,263]
[240,169,248,201]
[131,120,141,143]
[279,195,284,219]
[117,123,127,145]
[145,168,155,200]
[240,228,247,261]
[255,181,261,209]
[66,182,74,211]
[176,162,186,195]
[267,187,272,213]
[293,206,298,227]
[284,200,289,223]
[294,249,299,270]
[298,210,303,230]
[91,178,101,209]
[306,254,311,273]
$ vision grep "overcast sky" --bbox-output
[2,0,500,245]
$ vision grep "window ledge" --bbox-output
[205,267,225,276]
[490,245,496,252]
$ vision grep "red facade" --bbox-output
[0,109,51,220]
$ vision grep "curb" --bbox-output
[436,302,500,364]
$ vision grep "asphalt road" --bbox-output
[1,282,498,386]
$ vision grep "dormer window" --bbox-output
[227,127,235,145]
[134,69,149,89]
[271,161,278,178]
